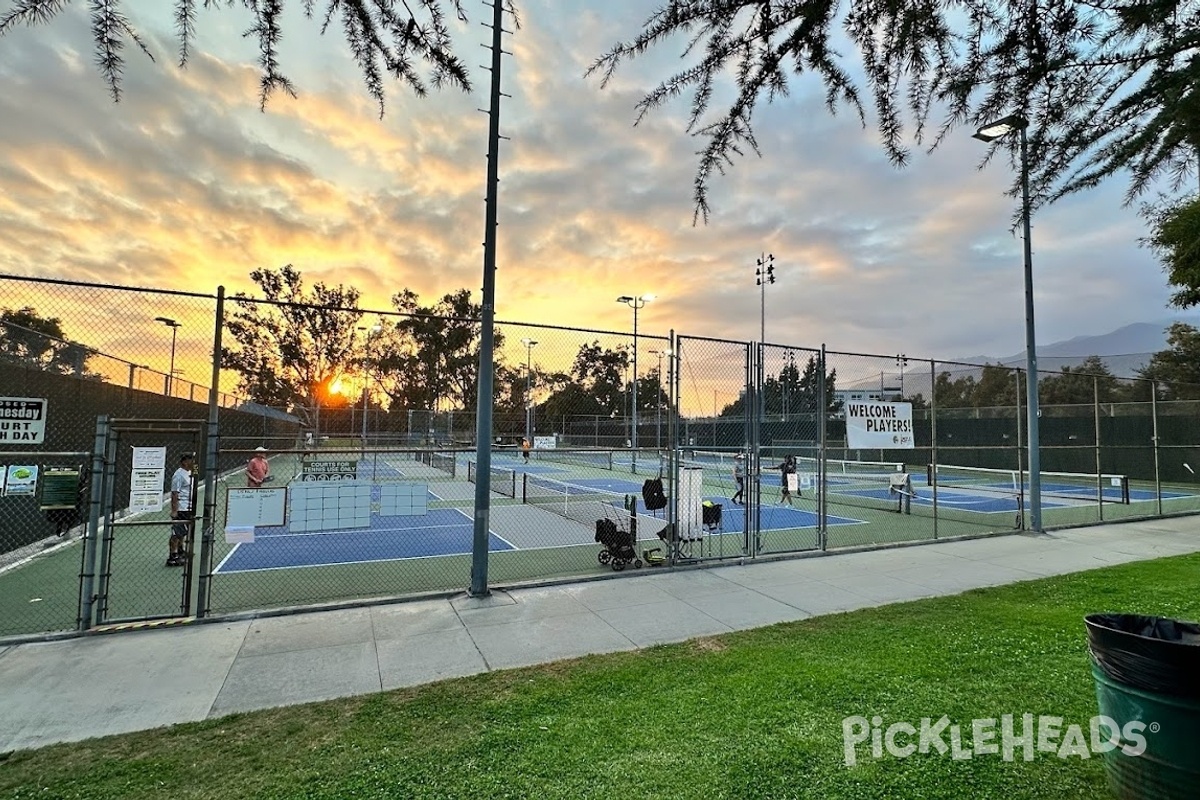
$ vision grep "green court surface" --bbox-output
[3,448,1198,640]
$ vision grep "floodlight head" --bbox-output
[616,295,634,304]
[641,293,656,302]
[154,316,180,328]
[521,338,538,347]
[973,114,1029,142]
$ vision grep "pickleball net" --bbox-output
[521,473,668,537]
[466,460,517,497]
[929,464,1130,504]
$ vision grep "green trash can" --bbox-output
[1086,614,1200,800]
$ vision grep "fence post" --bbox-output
[77,416,109,631]
[1094,376,1104,520]
[1015,369,1024,530]
[930,360,938,540]
[196,286,225,618]
[1152,381,1162,516]
[818,345,827,550]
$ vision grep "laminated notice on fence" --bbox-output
[224,526,255,544]
[845,401,915,449]
[129,446,166,512]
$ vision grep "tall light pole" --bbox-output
[649,348,666,449]
[617,294,654,474]
[896,354,908,400]
[755,253,775,344]
[154,317,181,397]
[521,338,538,444]
[358,324,382,454]
[973,113,1041,532]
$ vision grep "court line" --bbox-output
[251,521,476,539]
[452,506,517,550]
[214,545,510,575]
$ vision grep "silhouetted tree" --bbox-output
[590,1,1200,221]
[222,265,363,423]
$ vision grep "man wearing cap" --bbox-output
[732,453,746,505]
[168,453,196,567]
[246,447,271,488]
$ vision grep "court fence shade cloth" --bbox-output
[2,273,1200,640]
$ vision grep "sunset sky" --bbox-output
[0,0,1195,400]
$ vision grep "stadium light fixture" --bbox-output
[617,294,654,474]
[153,316,181,397]
[973,113,1041,531]
[755,253,775,344]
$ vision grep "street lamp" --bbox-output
[896,354,908,400]
[521,338,538,444]
[153,317,181,397]
[973,113,1042,531]
[617,293,655,474]
[649,348,666,449]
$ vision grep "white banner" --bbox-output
[845,401,915,449]
[533,435,556,449]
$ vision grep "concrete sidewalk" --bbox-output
[1,517,1197,752]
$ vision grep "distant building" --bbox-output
[833,387,901,407]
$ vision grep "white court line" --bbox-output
[253,521,476,540]
[213,543,241,573]
[214,545,513,575]
[451,506,517,550]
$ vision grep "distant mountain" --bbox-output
[979,321,1176,380]
[848,318,1198,395]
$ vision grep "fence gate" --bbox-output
[80,417,206,627]
[755,344,825,556]
[672,335,753,562]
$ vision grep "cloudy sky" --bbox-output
[0,0,1194,396]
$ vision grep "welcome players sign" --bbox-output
[845,401,914,449]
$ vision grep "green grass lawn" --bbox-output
[3,554,1197,799]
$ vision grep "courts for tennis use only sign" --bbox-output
[301,460,358,481]
[0,398,47,444]
[845,401,915,449]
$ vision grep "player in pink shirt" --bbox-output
[246,447,271,487]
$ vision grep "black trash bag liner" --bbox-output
[1085,613,1200,699]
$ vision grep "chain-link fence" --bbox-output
[3,273,1200,641]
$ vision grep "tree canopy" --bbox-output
[7,1,1194,225]
[1147,196,1200,309]
[0,0,499,112]
[222,264,363,420]
[0,306,97,377]
[589,0,1200,221]
[1136,322,1200,399]
[367,288,506,413]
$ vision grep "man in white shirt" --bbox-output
[168,453,195,567]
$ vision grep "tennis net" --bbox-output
[929,464,1130,504]
[530,449,615,471]
[522,474,667,536]
[797,456,905,483]
[467,460,517,498]
[417,450,456,477]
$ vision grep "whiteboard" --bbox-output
[226,487,287,527]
